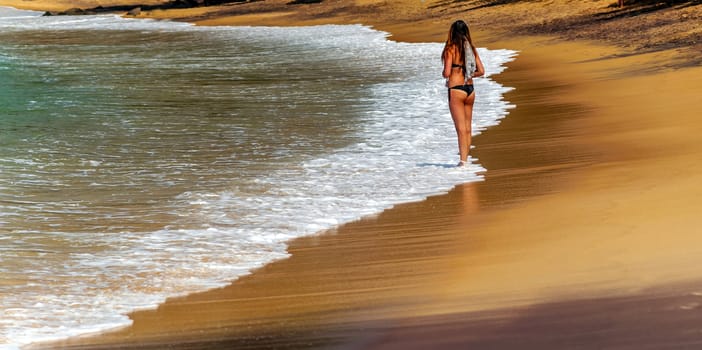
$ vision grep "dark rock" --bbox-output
[127,7,141,16]
[63,8,86,15]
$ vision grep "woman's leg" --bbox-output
[449,89,469,164]
[462,92,476,159]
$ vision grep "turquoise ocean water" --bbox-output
[0,6,516,348]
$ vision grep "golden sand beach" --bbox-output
[2,0,701,348]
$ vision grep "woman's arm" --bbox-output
[442,48,453,79]
[472,46,485,78]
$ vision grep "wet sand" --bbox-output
[5,0,702,348]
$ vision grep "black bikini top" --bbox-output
[451,63,465,71]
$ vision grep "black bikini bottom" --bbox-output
[448,84,474,101]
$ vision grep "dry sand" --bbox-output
[3,0,702,348]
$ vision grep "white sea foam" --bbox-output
[0,7,517,348]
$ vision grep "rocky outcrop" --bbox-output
[43,7,97,16]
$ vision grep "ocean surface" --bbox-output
[0,6,516,348]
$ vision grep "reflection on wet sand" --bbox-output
[458,182,480,221]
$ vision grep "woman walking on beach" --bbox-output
[442,20,485,166]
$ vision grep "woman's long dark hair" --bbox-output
[442,20,474,65]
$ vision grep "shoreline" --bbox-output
[4,0,702,348]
